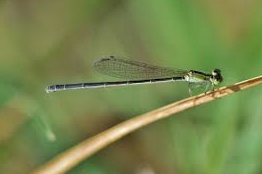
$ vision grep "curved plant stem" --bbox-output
[31,75,262,174]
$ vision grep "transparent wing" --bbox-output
[93,56,187,80]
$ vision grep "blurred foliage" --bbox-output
[0,0,262,174]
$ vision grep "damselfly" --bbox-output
[45,56,223,95]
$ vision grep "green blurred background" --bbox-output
[0,1,262,174]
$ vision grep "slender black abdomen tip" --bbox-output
[45,86,51,93]
[45,85,55,93]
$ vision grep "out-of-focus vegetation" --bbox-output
[0,1,262,174]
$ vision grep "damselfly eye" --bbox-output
[212,69,221,76]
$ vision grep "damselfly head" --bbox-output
[211,69,223,85]
[212,69,221,76]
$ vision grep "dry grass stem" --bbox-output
[31,75,262,174]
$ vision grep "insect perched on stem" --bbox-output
[45,56,223,95]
